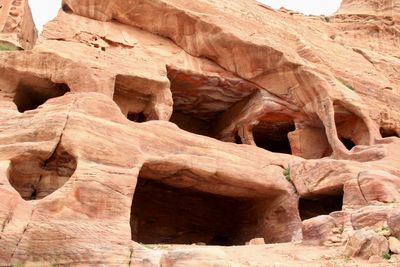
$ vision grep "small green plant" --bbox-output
[338,225,344,234]
[283,167,291,182]
[0,41,19,51]
[10,262,24,267]
[338,78,355,91]
[381,226,390,231]
[382,251,391,260]
[139,242,155,249]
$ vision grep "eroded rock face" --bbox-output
[0,0,37,49]
[0,0,399,266]
[344,229,389,260]
[336,0,400,16]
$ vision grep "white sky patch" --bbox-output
[28,1,342,32]
[28,0,61,31]
[258,0,342,15]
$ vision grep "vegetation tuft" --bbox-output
[382,251,391,260]
[283,167,291,182]
[338,78,355,91]
[0,42,19,51]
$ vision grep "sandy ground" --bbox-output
[138,242,400,266]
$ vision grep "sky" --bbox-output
[28,0,343,31]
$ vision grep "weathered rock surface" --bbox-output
[336,0,400,17]
[301,215,337,246]
[0,0,37,49]
[0,0,399,266]
[389,237,400,254]
[344,229,389,260]
[388,209,400,238]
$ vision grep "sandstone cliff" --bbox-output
[0,0,399,266]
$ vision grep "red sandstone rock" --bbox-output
[302,215,337,246]
[160,248,230,267]
[0,0,399,265]
[344,229,389,260]
[389,209,400,238]
[0,0,37,49]
[389,237,400,254]
[336,0,400,17]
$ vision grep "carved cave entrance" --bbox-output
[253,121,295,154]
[131,177,264,246]
[299,189,344,221]
[13,77,70,112]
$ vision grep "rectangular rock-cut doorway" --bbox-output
[130,177,263,246]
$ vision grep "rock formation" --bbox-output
[0,0,37,49]
[0,0,399,266]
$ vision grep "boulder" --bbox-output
[302,215,336,246]
[388,208,400,239]
[389,237,400,254]
[344,230,389,260]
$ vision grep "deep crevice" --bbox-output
[340,138,356,150]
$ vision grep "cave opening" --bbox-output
[380,127,398,138]
[127,112,147,123]
[13,78,70,112]
[8,146,77,200]
[253,121,295,154]
[333,101,371,150]
[340,138,356,150]
[170,112,216,137]
[299,191,344,221]
[130,178,262,246]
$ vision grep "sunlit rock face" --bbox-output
[0,0,37,49]
[0,0,400,266]
[336,0,400,17]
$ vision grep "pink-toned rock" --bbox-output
[389,237,400,254]
[350,206,393,230]
[336,0,400,17]
[344,229,389,260]
[0,0,399,265]
[388,208,400,239]
[246,238,266,245]
[0,0,37,49]
[160,248,230,267]
[302,215,336,246]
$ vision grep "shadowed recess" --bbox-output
[299,190,344,221]
[131,177,267,246]
[8,146,77,200]
[253,121,295,154]
[13,77,70,112]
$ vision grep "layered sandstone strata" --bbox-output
[0,0,399,266]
